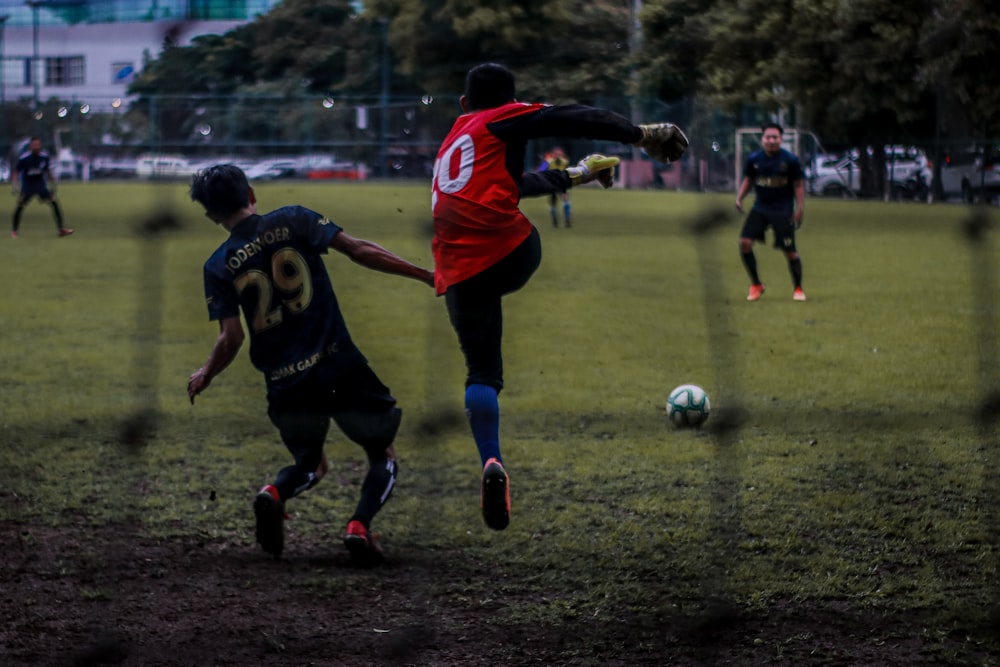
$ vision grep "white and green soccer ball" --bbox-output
[666,384,711,428]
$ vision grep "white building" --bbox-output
[0,0,281,107]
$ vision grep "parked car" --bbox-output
[136,154,195,179]
[807,147,927,197]
[937,147,1000,203]
[244,159,300,181]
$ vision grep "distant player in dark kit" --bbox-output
[11,137,73,238]
[187,164,434,563]
[734,122,806,301]
[431,62,689,531]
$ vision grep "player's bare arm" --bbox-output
[735,176,752,212]
[188,316,244,403]
[330,231,434,286]
[793,178,806,226]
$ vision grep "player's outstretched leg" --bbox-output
[465,383,510,529]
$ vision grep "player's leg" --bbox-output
[739,211,767,300]
[562,192,572,227]
[12,192,29,238]
[256,400,331,557]
[773,221,804,300]
[43,192,71,236]
[444,229,541,530]
[548,192,559,227]
[330,367,402,564]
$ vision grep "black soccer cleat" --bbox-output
[253,485,285,558]
[480,458,511,531]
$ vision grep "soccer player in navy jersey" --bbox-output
[734,123,807,302]
[431,62,689,531]
[187,164,434,562]
[11,137,72,238]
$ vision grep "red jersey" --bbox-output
[431,102,545,295]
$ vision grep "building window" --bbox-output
[0,58,25,88]
[45,56,85,86]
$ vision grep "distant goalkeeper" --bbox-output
[537,146,572,227]
[431,62,688,532]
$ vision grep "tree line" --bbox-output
[120,0,1000,194]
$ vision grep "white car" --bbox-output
[937,148,1000,203]
[244,159,300,181]
[807,148,927,197]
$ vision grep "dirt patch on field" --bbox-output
[0,521,994,666]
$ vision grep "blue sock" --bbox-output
[465,383,501,466]
[563,202,571,222]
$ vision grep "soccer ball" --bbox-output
[666,384,710,428]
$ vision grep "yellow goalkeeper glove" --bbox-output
[567,154,620,188]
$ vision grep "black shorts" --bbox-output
[740,209,797,252]
[19,184,53,203]
[267,357,401,468]
[445,226,542,391]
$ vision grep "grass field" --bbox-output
[1,180,999,665]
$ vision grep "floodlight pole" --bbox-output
[28,1,40,112]
[377,17,389,179]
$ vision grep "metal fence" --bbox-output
[3,93,998,200]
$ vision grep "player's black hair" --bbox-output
[464,63,516,110]
[190,164,251,221]
[762,122,784,135]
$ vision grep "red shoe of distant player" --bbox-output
[58,228,74,237]
[480,457,511,531]
[10,230,17,239]
[344,520,384,566]
[253,484,285,558]
[747,283,766,302]
[793,287,807,302]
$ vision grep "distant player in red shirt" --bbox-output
[431,62,689,531]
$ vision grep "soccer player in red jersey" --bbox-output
[431,63,689,531]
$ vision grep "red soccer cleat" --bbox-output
[344,520,384,565]
[747,283,766,302]
[253,484,285,558]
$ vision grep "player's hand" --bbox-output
[735,199,743,213]
[635,123,689,162]
[187,368,211,404]
[567,154,620,188]
[793,210,804,229]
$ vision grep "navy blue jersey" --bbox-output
[16,150,52,189]
[743,148,803,216]
[202,206,362,393]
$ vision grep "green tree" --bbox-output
[369,0,632,102]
